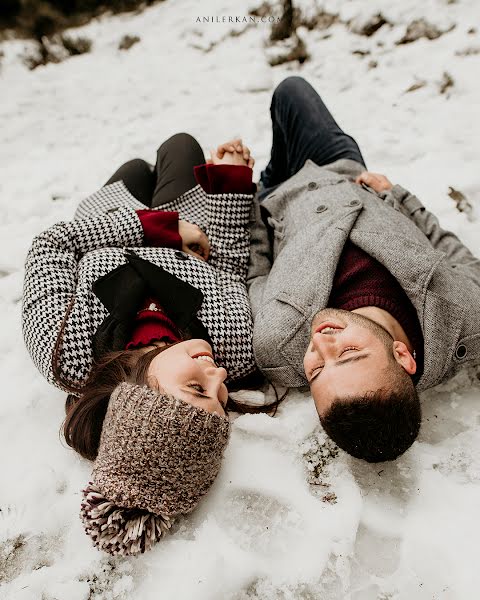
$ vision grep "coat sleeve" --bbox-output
[22,206,144,390]
[381,184,480,286]
[205,192,253,281]
[246,195,273,318]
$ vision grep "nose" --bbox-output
[311,331,338,358]
[205,365,228,405]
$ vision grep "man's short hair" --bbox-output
[319,369,421,463]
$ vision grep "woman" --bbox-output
[22,133,257,555]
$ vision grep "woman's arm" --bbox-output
[198,140,256,279]
[22,206,144,390]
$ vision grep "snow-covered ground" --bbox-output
[1,0,480,597]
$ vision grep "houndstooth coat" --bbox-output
[22,181,256,392]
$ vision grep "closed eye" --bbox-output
[340,346,359,356]
[186,382,208,397]
[308,364,323,380]
[308,347,360,381]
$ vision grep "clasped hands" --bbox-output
[179,138,254,261]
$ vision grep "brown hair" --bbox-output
[320,365,421,462]
[62,344,173,461]
[61,345,287,461]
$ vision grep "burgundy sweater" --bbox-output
[329,240,424,380]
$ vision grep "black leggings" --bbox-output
[104,132,206,207]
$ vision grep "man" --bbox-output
[244,76,480,462]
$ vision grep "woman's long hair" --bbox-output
[61,346,288,463]
[62,345,171,461]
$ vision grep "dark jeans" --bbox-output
[105,132,205,207]
[259,76,366,201]
[105,78,365,206]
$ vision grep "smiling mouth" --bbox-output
[191,352,216,366]
[315,322,345,335]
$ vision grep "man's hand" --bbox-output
[208,138,255,168]
[355,171,393,193]
[178,220,210,261]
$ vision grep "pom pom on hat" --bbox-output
[80,482,174,556]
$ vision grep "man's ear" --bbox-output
[392,341,416,375]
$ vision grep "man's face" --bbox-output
[303,308,395,415]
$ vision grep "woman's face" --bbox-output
[146,339,228,416]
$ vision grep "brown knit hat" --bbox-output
[80,382,230,556]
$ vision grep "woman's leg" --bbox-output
[104,159,155,207]
[260,76,366,197]
[151,132,205,208]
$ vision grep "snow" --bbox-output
[1,0,480,597]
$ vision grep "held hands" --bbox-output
[208,138,255,168]
[178,137,253,261]
[178,220,210,261]
[355,171,393,193]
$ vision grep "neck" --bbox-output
[351,306,414,352]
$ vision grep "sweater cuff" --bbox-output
[136,209,182,249]
[194,164,254,194]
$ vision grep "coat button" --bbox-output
[455,344,467,360]
[348,200,360,207]
[315,205,327,213]
[307,182,318,191]
[175,251,188,260]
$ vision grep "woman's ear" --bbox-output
[392,341,417,375]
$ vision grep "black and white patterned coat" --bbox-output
[22,181,256,392]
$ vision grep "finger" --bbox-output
[200,233,210,260]
[361,172,375,185]
[185,247,206,261]
[243,146,250,160]
[248,157,255,169]
[218,142,236,154]
[191,230,210,258]
[227,138,242,152]
[355,172,368,184]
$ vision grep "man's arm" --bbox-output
[357,171,480,286]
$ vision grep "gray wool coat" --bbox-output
[247,158,480,392]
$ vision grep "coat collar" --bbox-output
[91,251,211,358]
[94,250,204,328]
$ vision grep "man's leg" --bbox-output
[151,132,205,208]
[260,76,366,199]
[104,159,155,207]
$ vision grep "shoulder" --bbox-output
[74,181,145,219]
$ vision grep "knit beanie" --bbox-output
[80,382,230,556]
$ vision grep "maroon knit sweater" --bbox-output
[329,240,424,380]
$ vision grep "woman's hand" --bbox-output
[178,221,210,261]
[208,138,255,168]
[355,171,393,193]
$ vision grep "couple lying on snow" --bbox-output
[22,76,480,555]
